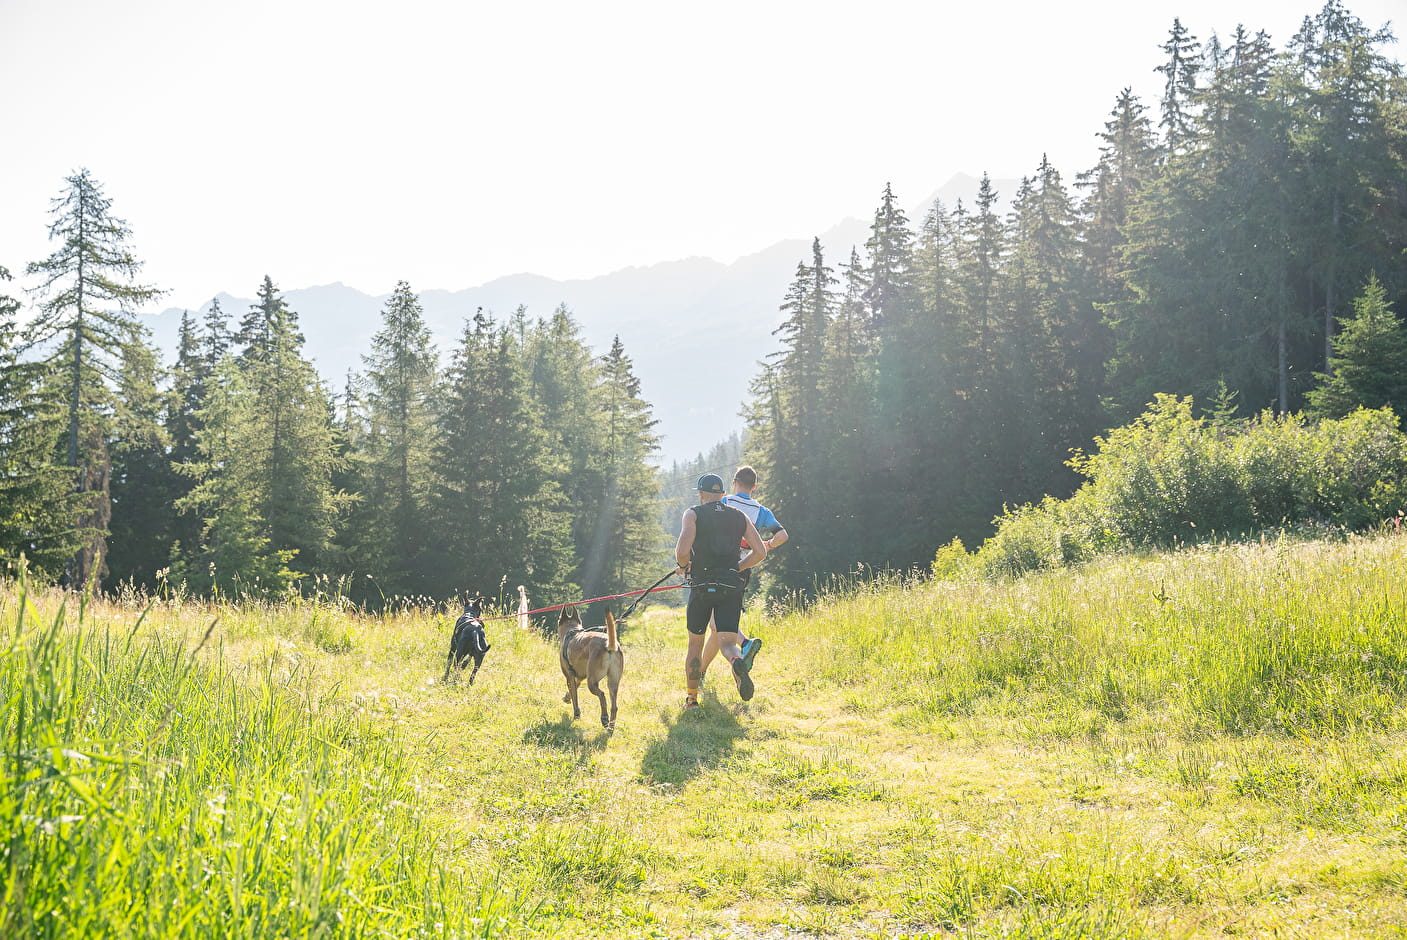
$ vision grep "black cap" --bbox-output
[697,473,725,494]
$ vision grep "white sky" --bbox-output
[1,0,1401,309]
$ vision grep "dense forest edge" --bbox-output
[743,1,1407,593]
[0,1,1404,606]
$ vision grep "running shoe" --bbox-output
[732,658,754,702]
[741,637,763,671]
[684,694,700,711]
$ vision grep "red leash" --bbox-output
[480,581,687,621]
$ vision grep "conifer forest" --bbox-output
[1,2,1405,605]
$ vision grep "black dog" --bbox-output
[443,597,491,684]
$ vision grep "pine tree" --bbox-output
[1307,275,1407,420]
[23,169,162,585]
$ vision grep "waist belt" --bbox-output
[690,569,741,591]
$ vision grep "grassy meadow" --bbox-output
[7,534,1407,937]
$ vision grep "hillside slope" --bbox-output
[138,174,1015,461]
[10,532,1404,936]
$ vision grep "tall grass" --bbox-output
[0,579,512,937]
[8,532,1407,936]
[780,533,1407,736]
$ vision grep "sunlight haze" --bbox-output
[2,0,1398,307]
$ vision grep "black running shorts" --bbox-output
[686,583,743,636]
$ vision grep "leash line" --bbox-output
[617,569,682,621]
[481,578,687,621]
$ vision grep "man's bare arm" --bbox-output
[765,527,789,551]
[675,508,696,571]
[738,518,767,572]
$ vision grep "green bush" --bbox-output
[930,537,972,580]
[974,396,1407,577]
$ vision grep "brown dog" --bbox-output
[558,606,624,729]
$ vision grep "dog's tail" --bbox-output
[605,610,618,653]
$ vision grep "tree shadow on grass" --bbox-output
[522,715,610,761]
[639,694,747,786]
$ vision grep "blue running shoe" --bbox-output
[741,637,764,671]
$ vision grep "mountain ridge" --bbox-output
[143,174,1015,462]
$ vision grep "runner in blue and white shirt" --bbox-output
[701,465,789,677]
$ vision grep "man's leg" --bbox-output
[700,615,724,677]
[714,631,744,663]
[713,590,754,701]
[684,630,706,706]
[683,591,711,708]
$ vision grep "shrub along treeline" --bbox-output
[968,397,1407,578]
[748,2,1407,590]
[0,173,662,604]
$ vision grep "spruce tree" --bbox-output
[24,169,162,585]
[813,247,877,575]
[1079,89,1157,302]
[167,311,203,466]
[0,266,82,578]
[357,281,438,594]
[582,337,662,603]
[1293,0,1402,369]
[202,297,231,364]
[1157,18,1202,152]
[524,305,607,590]
[107,332,179,589]
[232,278,338,578]
[174,358,296,596]
[430,313,573,602]
[1307,275,1407,420]
[862,183,914,328]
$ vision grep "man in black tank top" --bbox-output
[674,474,768,709]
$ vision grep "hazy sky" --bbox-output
[1,0,1401,309]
